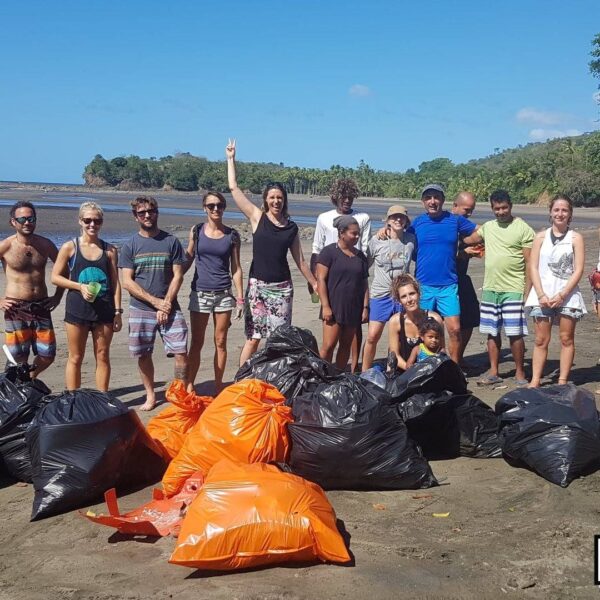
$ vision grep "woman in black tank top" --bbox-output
[387,274,444,371]
[52,202,122,391]
[226,139,318,365]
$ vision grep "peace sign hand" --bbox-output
[226,138,236,160]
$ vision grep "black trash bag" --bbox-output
[361,354,467,402]
[27,389,167,520]
[288,375,437,490]
[0,366,51,483]
[399,392,501,459]
[496,384,600,487]
[235,325,341,404]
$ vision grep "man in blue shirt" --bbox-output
[408,184,476,363]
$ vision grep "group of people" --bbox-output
[1,141,598,410]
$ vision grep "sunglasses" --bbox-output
[265,182,286,192]
[205,203,225,211]
[14,216,36,224]
[388,214,406,221]
[135,208,158,217]
[81,217,103,225]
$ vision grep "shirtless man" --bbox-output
[0,201,63,375]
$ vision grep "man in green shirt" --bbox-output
[464,190,535,386]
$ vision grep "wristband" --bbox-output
[236,298,244,305]
[114,309,124,314]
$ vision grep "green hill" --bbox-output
[83,130,600,205]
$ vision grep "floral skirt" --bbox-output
[244,277,293,340]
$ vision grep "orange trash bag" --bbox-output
[169,459,351,570]
[147,380,212,462]
[81,471,204,537]
[161,379,292,497]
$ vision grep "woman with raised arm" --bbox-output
[51,201,122,391]
[226,139,318,364]
[525,195,586,387]
[387,274,444,371]
[183,191,244,394]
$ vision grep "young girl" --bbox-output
[406,318,445,368]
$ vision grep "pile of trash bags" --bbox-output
[7,325,600,574]
[496,384,600,487]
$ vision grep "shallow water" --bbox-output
[1,193,598,248]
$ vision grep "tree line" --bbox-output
[83,130,600,205]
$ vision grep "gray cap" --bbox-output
[421,183,445,198]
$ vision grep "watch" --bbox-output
[114,308,124,314]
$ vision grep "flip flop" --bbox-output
[513,378,529,387]
[477,374,503,386]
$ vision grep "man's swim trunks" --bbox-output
[4,299,56,359]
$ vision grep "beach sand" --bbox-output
[1,193,599,599]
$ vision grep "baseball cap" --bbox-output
[386,205,409,219]
[421,183,445,198]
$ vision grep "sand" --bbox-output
[0,192,599,599]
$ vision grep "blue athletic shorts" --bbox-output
[369,295,402,322]
[419,284,460,318]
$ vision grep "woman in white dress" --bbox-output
[526,196,586,387]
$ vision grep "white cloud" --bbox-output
[349,84,372,97]
[516,107,566,126]
[529,128,582,141]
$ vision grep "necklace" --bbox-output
[268,213,287,227]
[17,238,34,257]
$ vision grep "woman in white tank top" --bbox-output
[526,196,586,387]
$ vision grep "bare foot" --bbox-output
[139,398,157,411]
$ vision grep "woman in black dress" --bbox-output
[317,215,369,369]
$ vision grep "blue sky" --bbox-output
[1,0,599,183]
